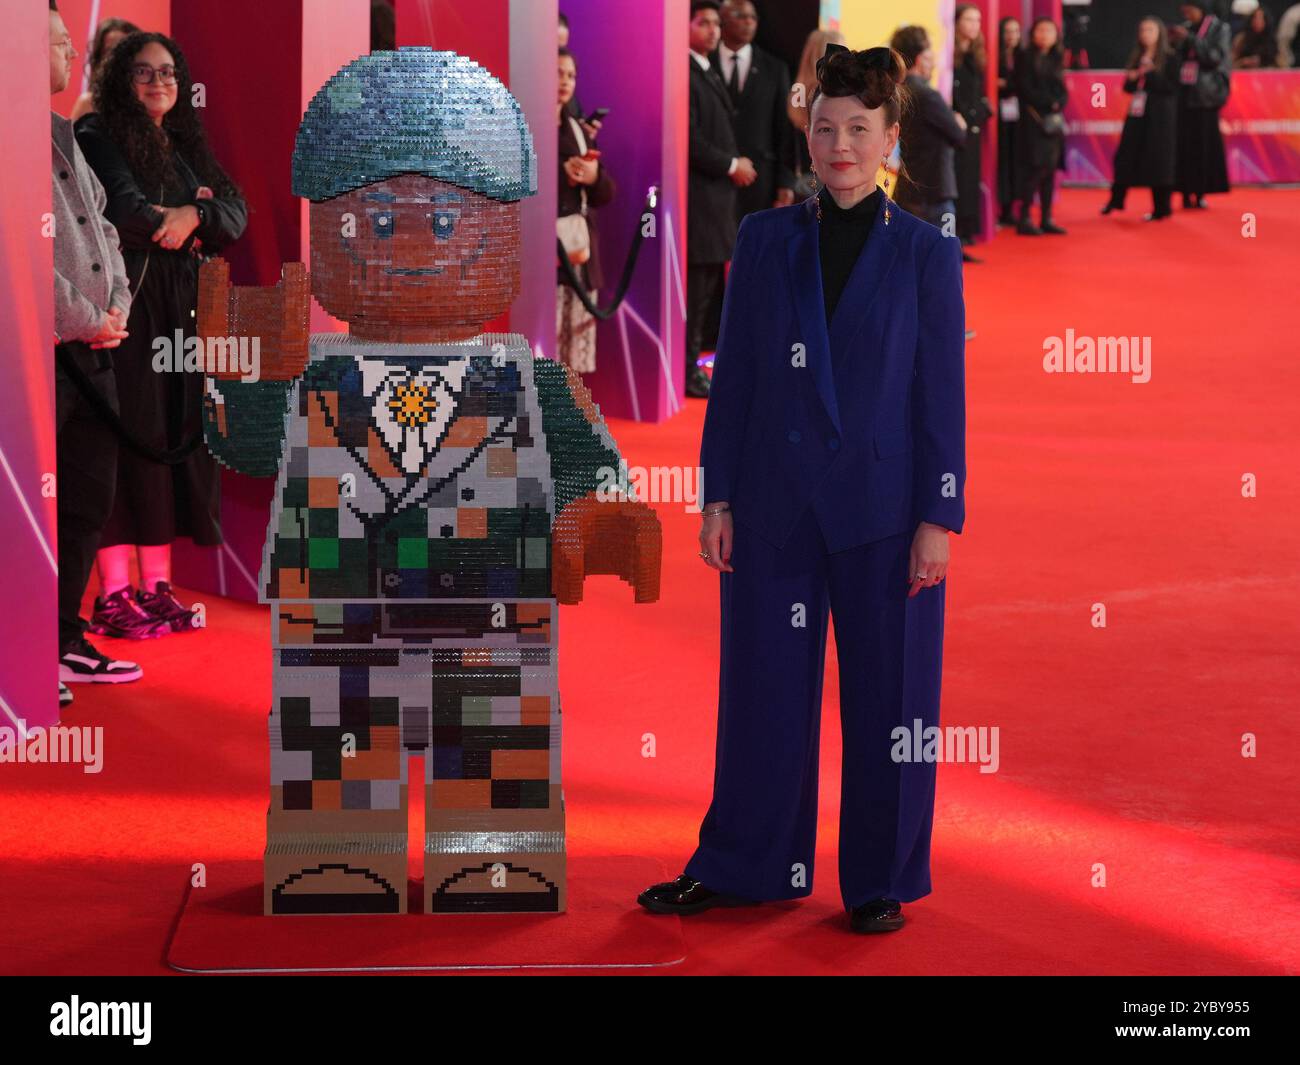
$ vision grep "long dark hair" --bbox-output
[1125,16,1171,71]
[998,17,1020,73]
[86,17,138,80]
[92,31,239,199]
[954,4,987,71]
[1026,16,1064,71]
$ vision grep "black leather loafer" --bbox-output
[849,897,905,934]
[637,874,757,915]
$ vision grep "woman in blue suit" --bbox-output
[639,44,966,934]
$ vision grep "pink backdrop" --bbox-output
[1,3,61,729]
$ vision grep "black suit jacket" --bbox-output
[898,74,966,207]
[689,55,739,264]
[710,44,795,220]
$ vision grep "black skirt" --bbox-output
[1176,107,1229,195]
[99,248,222,549]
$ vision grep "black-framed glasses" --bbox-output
[131,64,177,86]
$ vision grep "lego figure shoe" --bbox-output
[136,580,199,633]
[88,587,170,639]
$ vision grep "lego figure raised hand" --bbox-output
[200,49,660,915]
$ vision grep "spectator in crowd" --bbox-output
[713,0,796,220]
[557,46,616,374]
[687,0,749,399]
[1232,5,1278,67]
[1102,17,1178,221]
[49,0,142,698]
[1013,17,1069,236]
[1278,3,1300,67]
[69,16,139,123]
[558,12,590,125]
[951,4,992,259]
[75,31,247,638]
[996,16,1022,226]
[1171,2,1231,209]
[891,25,966,231]
[370,0,395,51]
[786,27,847,200]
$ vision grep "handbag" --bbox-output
[558,115,592,266]
[1028,105,1065,137]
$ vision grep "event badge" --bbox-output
[1000,95,1020,122]
[1129,91,1147,118]
[1180,60,1199,85]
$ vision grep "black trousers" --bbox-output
[1109,183,1173,217]
[55,341,119,653]
[686,262,726,379]
[1018,165,1057,221]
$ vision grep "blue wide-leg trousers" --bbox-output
[684,506,946,910]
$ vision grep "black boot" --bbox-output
[1016,205,1042,236]
[849,897,905,934]
[1040,213,1068,235]
[637,874,758,915]
[685,366,712,398]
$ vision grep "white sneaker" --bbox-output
[58,635,143,684]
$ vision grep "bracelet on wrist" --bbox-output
[703,504,730,516]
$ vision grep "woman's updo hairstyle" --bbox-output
[809,43,909,127]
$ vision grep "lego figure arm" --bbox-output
[198,257,310,476]
[533,356,661,605]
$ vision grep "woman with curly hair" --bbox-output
[75,31,247,638]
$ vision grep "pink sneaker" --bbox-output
[88,587,170,639]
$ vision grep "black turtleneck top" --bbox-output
[817,183,881,326]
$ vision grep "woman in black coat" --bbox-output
[1013,18,1069,236]
[75,32,246,637]
[1103,17,1179,221]
[951,4,992,245]
[1170,2,1231,209]
[996,16,1022,226]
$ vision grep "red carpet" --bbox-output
[4,189,1298,975]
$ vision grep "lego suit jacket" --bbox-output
[203,334,624,602]
[699,192,967,553]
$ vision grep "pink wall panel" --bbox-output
[2,3,59,727]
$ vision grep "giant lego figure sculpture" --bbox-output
[198,49,661,915]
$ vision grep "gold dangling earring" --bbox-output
[882,157,892,225]
[811,167,822,222]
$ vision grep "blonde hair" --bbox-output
[788,28,848,133]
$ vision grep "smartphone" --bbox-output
[585,107,610,124]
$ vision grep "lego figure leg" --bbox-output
[264,638,412,915]
[424,638,566,913]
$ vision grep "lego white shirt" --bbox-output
[356,355,470,475]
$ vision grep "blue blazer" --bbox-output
[700,191,967,553]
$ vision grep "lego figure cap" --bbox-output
[292,47,538,203]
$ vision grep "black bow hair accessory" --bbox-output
[815,43,897,82]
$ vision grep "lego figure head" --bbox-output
[292,49,538,342]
